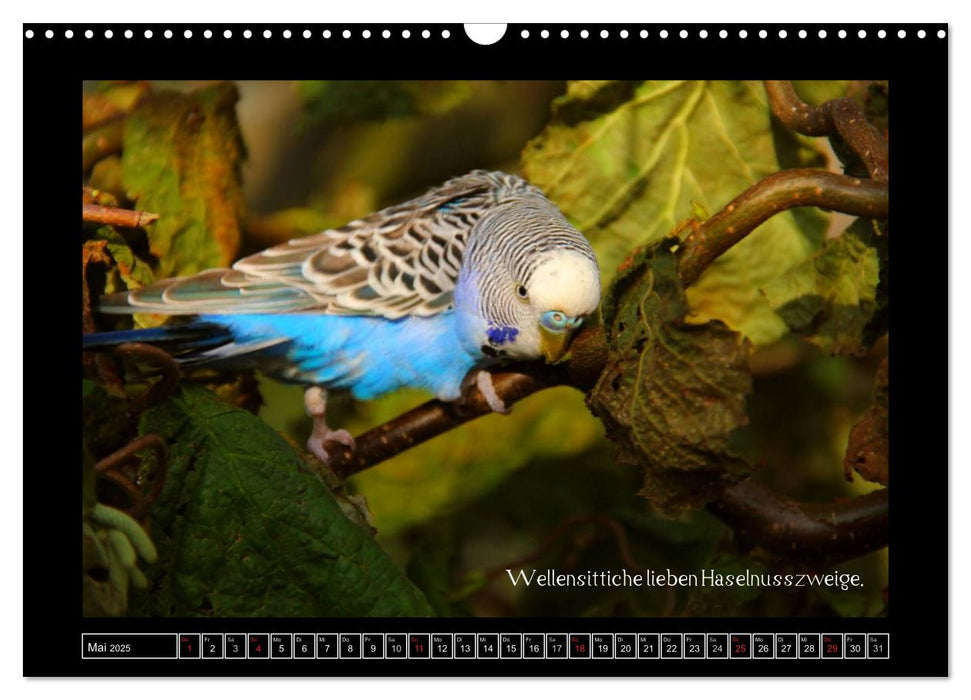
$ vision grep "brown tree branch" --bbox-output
[330,363,563,478]
[83,202,159,229]
[763,80,830,135]
[708,481,888,562]
[764,80,889,182]
[676,168,888,286]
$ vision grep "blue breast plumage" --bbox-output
[199,311,480,401]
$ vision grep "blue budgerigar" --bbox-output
[85,170,601,462]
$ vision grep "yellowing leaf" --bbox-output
[90,227,154,294]
[522,80,832,346]
[121,82,245,279]
[761,219,881,355]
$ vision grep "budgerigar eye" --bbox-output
[517,285,529,299]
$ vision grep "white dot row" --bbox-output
[522,27,944,40]
[24,26,947,41]
[25,27,453,40]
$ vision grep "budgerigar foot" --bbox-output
[308,428,356,464]
[304,386,356,464]
[476,370,510,414]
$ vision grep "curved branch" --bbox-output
[708,481,888,562]
[764,80,830,135]
[111,343,182,413]
[94,434,170,518]
[764,80,889,182]
[676,168,888,286]
[94,434,168,474]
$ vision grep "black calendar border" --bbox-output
[24,22,948,678]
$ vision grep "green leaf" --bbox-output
[121,82,245,279]
[761,219,881,356]
[522,80,831,346]
[131,385,434,617]
[588,240,754,515]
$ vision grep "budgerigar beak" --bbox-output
[539,326,571,364]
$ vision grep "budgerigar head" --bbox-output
[514,248,601,362]
[456,195,601,363]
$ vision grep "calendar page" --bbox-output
[23,19,947,678]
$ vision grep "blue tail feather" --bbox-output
[82,322,233,353]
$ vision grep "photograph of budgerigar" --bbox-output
[82,80,889,620]
[84,170,601,463]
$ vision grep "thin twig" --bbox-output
[97,470,142,506]
[129,447,169,519]
[110,343,182,413]
[83,202,159,229]
[94,434,168,474]
[94,434,169,518]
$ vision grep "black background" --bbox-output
[24,21,948,677]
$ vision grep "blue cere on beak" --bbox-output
[540,310,584,332]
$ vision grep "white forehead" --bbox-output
[529,251,601,316]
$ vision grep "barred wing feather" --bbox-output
[98,170,535,320]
